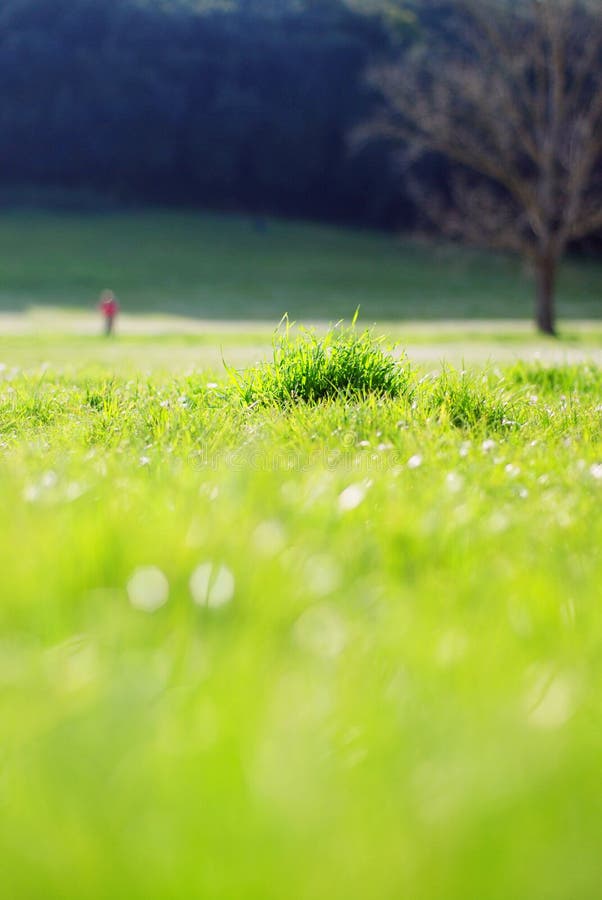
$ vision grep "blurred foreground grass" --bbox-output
[1,345,601,899]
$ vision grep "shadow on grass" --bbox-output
[0,210,600,322]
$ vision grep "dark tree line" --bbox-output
[0,0,600,258]
[0,0,409,226]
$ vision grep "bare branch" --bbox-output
[362,0,602,332]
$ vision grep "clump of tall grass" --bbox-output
[425,368,524,431]
[228,317,413,405]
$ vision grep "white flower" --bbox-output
[338,483,367,512]
[304,554,341,597]
[407,454,423,469]
[524,667,578,730]
[252,520,286,557]
[41,471,58,489]
[190,563,235,609]
[127,567,169,613]
[23,484,41,503]
[446,472,464,493]
[293,604,347,659]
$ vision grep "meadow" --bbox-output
[1,212,601,898]
[0,209,601,322]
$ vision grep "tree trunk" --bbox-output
[534,255,557,336]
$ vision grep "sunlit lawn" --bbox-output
[1,331,601,898]
[0,209,600,321]
[0,210,600,896]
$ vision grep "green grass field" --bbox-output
[1,213,602,897]
[0,209,600,321]
[1,208,601,378]
[1,319,602,899]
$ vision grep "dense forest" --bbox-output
[0,0,411,226]
[0,0,600,247]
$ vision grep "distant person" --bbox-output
[98,290,119,336]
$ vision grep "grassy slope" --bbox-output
[0,209,600,320]
[1,354,601,899]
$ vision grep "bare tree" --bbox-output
[362,0,602,334]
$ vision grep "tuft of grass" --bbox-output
[425,368,525,431]
[227,318,413,405]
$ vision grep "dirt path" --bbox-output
[1,309,601,369]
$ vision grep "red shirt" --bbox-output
[100,297,119,318]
